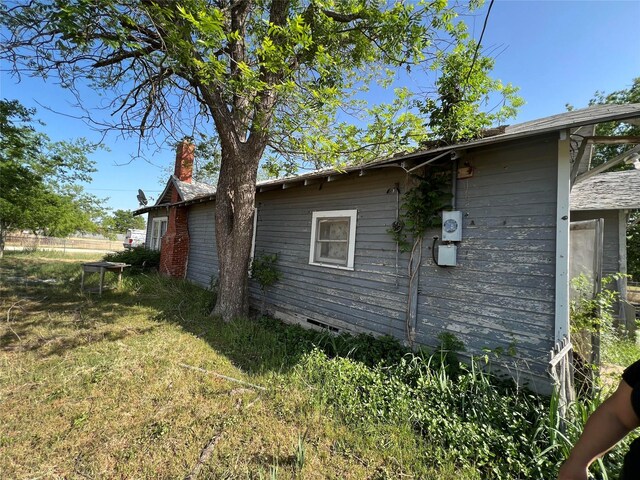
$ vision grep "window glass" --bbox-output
[318,241,347,262]
[151,217,167,251]
[315,218,349,264]
[159,220,167,238]
[318,219,348,241]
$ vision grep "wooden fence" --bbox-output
[5,234,123,252]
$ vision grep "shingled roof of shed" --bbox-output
[571,169,640,211]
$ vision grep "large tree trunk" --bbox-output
[212,148,260,322]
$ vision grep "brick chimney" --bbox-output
[159,140,194,278]
[174,139,194,183]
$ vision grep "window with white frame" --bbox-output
[309,210,357,269]
[150,217,168,251]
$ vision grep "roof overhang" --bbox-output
[134,103,640,214]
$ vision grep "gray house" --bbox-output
[136,104,640,392]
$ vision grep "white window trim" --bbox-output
[309,209,357,270]
[150,216,168,251]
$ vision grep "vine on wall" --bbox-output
[388,168,453,251]
[388,166,452,346]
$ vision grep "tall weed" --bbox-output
[297,349,629,479]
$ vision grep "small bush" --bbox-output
[251,253,281,313]
[103,247,160,270]
[251,253,281,291]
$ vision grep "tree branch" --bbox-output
[321,9,368,23]
[92,45,157,68]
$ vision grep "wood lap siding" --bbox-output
[417,136,558,382]
[250,172,410,338]
[251,135,559,387]
[175,135,560,390]
[186,203,218,288]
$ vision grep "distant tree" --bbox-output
[101,209,145,237]
[0,99,103,257]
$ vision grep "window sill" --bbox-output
[309,261,354,271]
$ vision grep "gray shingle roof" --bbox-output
[502,104,640,136]
[133,176,216,214]
[173,177,216,201]
[571,169,640,211]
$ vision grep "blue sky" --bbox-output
[2,0,639,213]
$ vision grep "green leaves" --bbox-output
[251,252,281,291]
[1,0,517,169]
[418,32,523,144]
[101,209,145,237]
[569,273,623,335]
[588,77,640,168]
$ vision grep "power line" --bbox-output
[462,0,495,96]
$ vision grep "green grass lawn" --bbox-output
[1,252,474,479]
[2,251,637,479]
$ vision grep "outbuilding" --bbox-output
[571,169,640,329]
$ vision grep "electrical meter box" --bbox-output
[438,244,457,266]
[442,210,463,242]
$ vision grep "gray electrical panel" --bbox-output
[442,211,463,242]
[438,244,457,266]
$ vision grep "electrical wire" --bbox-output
[431,236,439,266]
[462,0,495,98]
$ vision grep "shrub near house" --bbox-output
[104,247,160,270]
